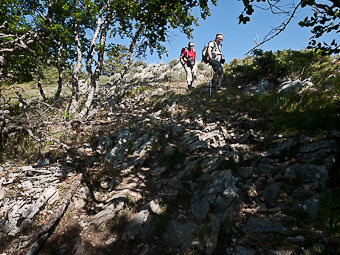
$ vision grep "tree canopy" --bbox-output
[0,0,218,80]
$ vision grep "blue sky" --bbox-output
[143,1,339,64]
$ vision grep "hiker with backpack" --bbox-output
[202,33,225,88]
[180,42,197,90]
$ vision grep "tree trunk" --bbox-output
[69,22,82,115]
[78,9,113,119]
[0,55,5,81]
[54,42,63,101]
[119,25,144,82]
[36,66,47,101]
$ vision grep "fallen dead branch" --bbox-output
[6,174,83,255]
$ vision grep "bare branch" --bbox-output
[7,174,82,255]
[246,1,302,55]
[266,0,291,15]
[0,30,39,56]
[0,21,8,30]
[253,0,292,15]
[36,10,47,20]
[0,33,16,39]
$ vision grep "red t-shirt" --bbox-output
[182,48,196,60]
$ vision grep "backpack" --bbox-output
[201,41,216,63]
[180,47,187,59]
[180,47,196,66]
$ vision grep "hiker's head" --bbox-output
[215,33,224,43]
[188,42,194,48]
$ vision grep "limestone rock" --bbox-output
[243,217,289,235]
[163,220,198,249]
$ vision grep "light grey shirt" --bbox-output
[208,41,222,62]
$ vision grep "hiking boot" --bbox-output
[217,83,224,90]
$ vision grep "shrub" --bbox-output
[133,60,147,68]
[169,59,179,68]
[253,90,340,132]
[164,72,182,82]
[197,62,206,71]
[224,49,339,88]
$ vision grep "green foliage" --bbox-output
[316,167,340,254]
[125,85,151,98]
[2,0,218,83]
[225,49,339,87]
[107,213,127,231]
[98,75,111,86]
[153,198,174,234]
[197,62,207,71]
[103,44,129,75]
[169,59,179,68]
[253,90,340,132]
[319,191,340,236]
[163,71,183,82]
[0,0,79,81]
[133,60,147,68]
[0,132,42,163]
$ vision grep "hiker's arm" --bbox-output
[180,53,185,65]
[207,46,213,63]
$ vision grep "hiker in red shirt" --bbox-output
[180,42,197,90]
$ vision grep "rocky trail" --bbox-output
[0,79,339,255]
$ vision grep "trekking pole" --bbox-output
[209,65,213,96]
[181,68,183,90]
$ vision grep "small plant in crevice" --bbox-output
[215,156,238,172]
[246,233,297,252]
[317,191,340,254]
[154,198,173,235]
[277,141,300,162]
[160,146,186,171]
[191,163,206,180]
[107,211,130,232]
[87,161,118,191]
[214,212,237,253]
[124,194,137,211]
[195,224,214,248]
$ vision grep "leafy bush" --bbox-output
[164,72,182,82]
[169,59,179,68]
[133,60,147,68]
[197,62,206,71]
